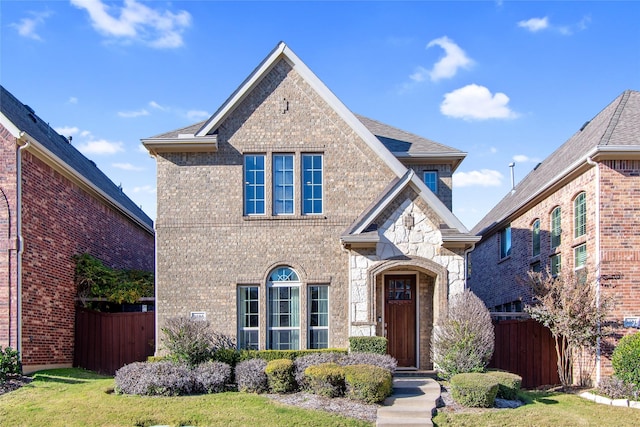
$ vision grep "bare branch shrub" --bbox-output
[161,317,236,366]
[431,289,494,380]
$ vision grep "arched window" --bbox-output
[551,207,562,249]
[268,266,300,350]
[574,192,587,238]
[532,219,541,257]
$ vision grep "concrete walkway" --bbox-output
[376,376,441,427]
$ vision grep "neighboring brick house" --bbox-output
[0,85,155,373]
[143,42,479,370]
[468,89,640,380]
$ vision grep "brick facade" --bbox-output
[150,46,475,369]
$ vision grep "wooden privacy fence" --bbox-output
[489,318,560,388]
[74,308,155,375]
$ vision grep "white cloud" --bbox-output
[149,100,167,111]
[77,139,124,155]
[518,17,549,32]
[409,66,429,83]
[10,11,51,41]
[112,162,144,171]
[440,84,519,120]
[131,185,156,194]
[70,0,191,49]
[425,36,474,81]
[453,169,503,187]
[490,147,498,154]
[118,109,149,118]
[54,126,80,136]
[186,110,210,121]
[67,97,78,104]
[513,154,541,163]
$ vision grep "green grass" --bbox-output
[433,390,640,426]
[0,368,371,427]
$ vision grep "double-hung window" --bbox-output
[268,267,300,350]
[423,171,438,194]
[238,286,259,350]
[308,285,329,349]
[551,207,562,249]
[574,192,587,238]
[302,154,323,214]
[244,155,265,215]
[574,243,587,269]
[273,154,294,215]
[500,225,512,259]
[551,254,562,276]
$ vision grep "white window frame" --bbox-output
[574,243,587,270]
[423,171,438,194]
[268,267,301,350]
[302,154,323,215]
[238,286,259,350]
[244,154,265,215]
[273,154,295,215]
[308,285,329,349]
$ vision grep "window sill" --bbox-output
[498,255,511,264]
[243,215,327,221]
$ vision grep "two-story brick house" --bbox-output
[468,89,640,380]
[144,42,479,369]
[0,85,155,373]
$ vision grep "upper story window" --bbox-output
[273,154,294,215]
[302,154,323,214]
[551,207,562,249]
[532,219,541,257]
[500,225,512,259]
[423,171,438,194]
[244,155,265,215]
[574,192,587,238]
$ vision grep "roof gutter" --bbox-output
[18,131,154,235]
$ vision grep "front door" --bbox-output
[384,275,416,367]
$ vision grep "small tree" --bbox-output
[523,268,609,387]
[161,317,235,366]
[432,289,494,380]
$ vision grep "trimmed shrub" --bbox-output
[265,359,296,393]
[213,348,241,367]
[294,352,343,390]
[486,371,522,400]
[598,376,639,400]
[450,373,499,408]
[235,358,268,393]
[115,361,194,396]
[349,336,387,355]
[339,352,397,374]
[193,361,232,393]
[239,348,347,362]
[432,290,494,380]
[0,347,22,381]
[304,363,346,398]
[612,332,640,389]
[342,364,392,404]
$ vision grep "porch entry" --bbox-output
[384,274,416,367]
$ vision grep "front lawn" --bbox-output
[0,369,371,427]
[433,389,640,426]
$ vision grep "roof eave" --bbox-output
[18,131,154,235]
[141,136,218,156]
[392,151,467,171]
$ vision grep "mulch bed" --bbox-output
[0,375,32,396]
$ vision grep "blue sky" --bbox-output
[2,1,639,229]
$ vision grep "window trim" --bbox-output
[574,243,587,270]
[273,154,295,216]
[551,253,562,277]
[500,225,512,259]
[244,154,266,215]
[532,219,541,257]
[308,285,329,349]
[267,267,301,350]
[574,192,587,238]
[302,153,323,215]
[238,286,260,350]
[551,206,562,249]
[423,171,438,194]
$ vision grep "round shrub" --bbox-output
[343,364,393,404]
[486,371,522,400]
[193,361,232,394]
[304,363,346,398]
[235,358,268,393]
[115,361,194,396]
[450,373,499,408]
[339,352,397,375]
[612,332,640,388]
[0,346,22,381]
[265,359,296,393]
[294,352,343,390]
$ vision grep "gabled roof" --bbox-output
[143,41,476,244]
[0,85,154,233]
[472,89,640,236]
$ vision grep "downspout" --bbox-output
[586,156,601,384]
[16,134,31,357]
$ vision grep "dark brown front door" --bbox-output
[384,275,416,367]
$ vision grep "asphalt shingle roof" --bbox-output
[1,85,153,230]
[472,89,640,236]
